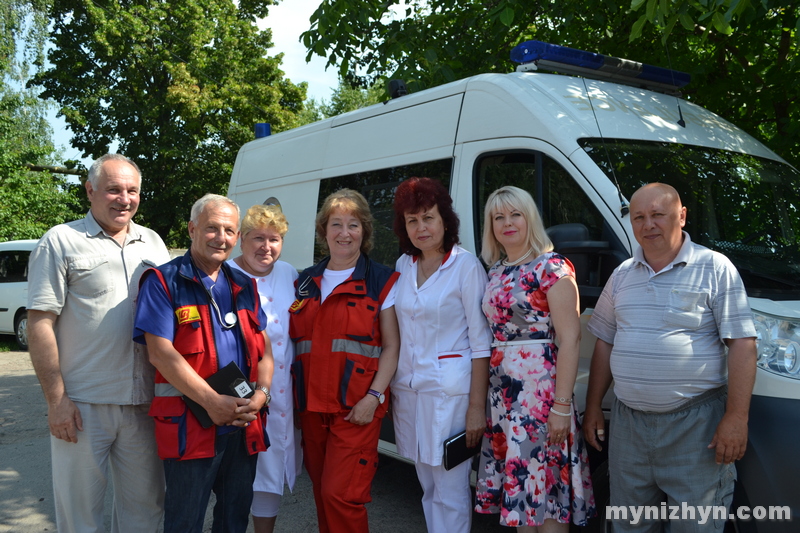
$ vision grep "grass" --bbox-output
[0,334,19,352]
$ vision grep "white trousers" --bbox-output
[415,460,473,533]
[51,402,164,533]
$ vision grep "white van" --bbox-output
[228,41,799,532]
[0,239,38,350]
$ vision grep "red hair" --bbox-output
[392,177,460,256]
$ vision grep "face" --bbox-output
[404,204,445,255]
[86,159,141,237]
[325,208,363,261]
[239,226,283,276]
[491,204,528,253]
[629,185,686,260]
[188,202,240,273]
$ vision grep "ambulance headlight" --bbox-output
[753,311,800,379]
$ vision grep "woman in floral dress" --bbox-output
[475,186,594,531]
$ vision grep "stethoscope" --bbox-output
[194,262,238,329]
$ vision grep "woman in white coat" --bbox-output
[391,177,492,533]
[228,204,301,533]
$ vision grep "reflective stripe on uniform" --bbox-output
[154,382,182,397]
[296,340,312,356]
[331,338,382,359]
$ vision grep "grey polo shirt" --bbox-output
[28,211,170,405]
[587,232,756,412]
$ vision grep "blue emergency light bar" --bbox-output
[510,40,690,93]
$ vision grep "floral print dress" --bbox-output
[474,252,595,527]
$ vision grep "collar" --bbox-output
[84,210,141,242]
[410,246,456,268]
[299,253,370,299]
[306,252,369,281]
[633,231,694,275]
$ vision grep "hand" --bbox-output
[547,406,571,445]
[232,390,268,425]
[709,412,748,464]
[465,404,485,448]
[208,395,255,427]
[344,395,379,425]
[48,394,83,443]
[583,404,606,451]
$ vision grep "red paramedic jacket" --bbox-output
[143,253,268,460]
[289,253,399,417]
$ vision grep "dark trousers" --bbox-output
[163,429,258,533]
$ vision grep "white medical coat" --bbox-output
[228,259,302,493]
[391,245,492,466]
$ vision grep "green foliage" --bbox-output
[31,0,307,246]
[0,90,83,241]
[300,0,800,174]
[0,335,17,352]
[1,0,52,80]
[322,79,384,116]
[1,0,82,242]
[296,79,383,125]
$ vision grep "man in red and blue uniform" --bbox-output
[134,194,273,533]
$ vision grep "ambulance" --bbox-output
[228,41,799,532]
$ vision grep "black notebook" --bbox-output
[443,431,481,471]
[183,361,254,428]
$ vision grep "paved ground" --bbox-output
[0,345,506,532]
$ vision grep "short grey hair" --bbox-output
[87,153,141,188]
[190,193,240,225]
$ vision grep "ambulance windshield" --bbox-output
[580,139,800,300]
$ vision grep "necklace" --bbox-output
[502,247,534,267]
[417,252,444,288]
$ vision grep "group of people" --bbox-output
[27,152,756,533]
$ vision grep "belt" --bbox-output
[491,338,552,348]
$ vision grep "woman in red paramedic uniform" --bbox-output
[289,189,400,533]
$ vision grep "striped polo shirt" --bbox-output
[588,232,756,412]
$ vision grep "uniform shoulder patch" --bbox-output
[289,299,307,313]
[176,305,201,324]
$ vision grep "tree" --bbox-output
[32,0,307,246]
[1,0,83,242]
[322,79,384,117]
[0,93,83,241]
[300,0,799,171]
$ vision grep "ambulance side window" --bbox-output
[474,151,603,247]
[316,159,453,266]
[474,151,617,309]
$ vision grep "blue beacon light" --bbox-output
[510,40,690,93]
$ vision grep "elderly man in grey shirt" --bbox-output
[583,183,757,532]
[27,153,170,533]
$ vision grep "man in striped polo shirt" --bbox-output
[583,183,757,532]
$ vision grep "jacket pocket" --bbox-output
[149,396,187,459]
[173,321,205,363]
[341,357,376,409]
[342,296,377,340]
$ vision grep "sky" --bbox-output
[49,0,340,167]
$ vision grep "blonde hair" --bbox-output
[240,204,288,238]
[315,189,374,255]
[481,186,553,264]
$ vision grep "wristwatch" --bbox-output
[367,388,385,404]
[257,385,271,406]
